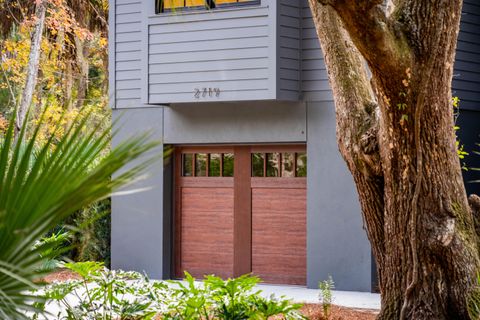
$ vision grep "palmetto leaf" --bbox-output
[0,109,159,319]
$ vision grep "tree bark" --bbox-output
[308,0,480,319]
[15,0,47,135]
[74,34,89,110]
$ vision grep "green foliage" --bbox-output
[452,97,470,170]
[162,272,305,320]
[318,276,335,319]
[59,198,112,266]
[33,268,305,320]
[33,230,71,272]
[0,109,159,319]
[33,262,160,320]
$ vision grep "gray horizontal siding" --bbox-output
[454,1,480,111]
[147,6,274,104]
[278,0,300,100]
[115,0,142,108]
[300,1,333,102]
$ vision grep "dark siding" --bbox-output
[457,110,480,196]
[278,0,301,100]
[300,1,333,102]
[454,0,480,111]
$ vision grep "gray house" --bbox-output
[109,0,480,292]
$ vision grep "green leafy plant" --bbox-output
[452,96,469,169]
[160,272,210,320]
[33,262,162,320]
[0,109,159,319]
[318,276,335,319]
[34,267,305,320]
[33,229,71,272]
[184,272,305,320]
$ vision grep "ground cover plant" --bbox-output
[32,262,306,320]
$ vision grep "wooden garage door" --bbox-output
[250,146,307,285]
[175,145,306,285]
[175,147,235,279]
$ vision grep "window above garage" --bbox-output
[182,152,234,177]
[156,0,260,13]
[252,152,307,178]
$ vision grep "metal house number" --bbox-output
[194,87,221,99]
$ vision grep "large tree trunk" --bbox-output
[15,0,46,135]
[308,1,480,319]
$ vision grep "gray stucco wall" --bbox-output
[111,107,166,278]
[110,101,373,291]
[163,101,307,144]
[306,102,372,291]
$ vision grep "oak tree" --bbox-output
[308,0,480,318]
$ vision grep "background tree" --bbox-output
[0,0,111,263]
[308,0,479,319]
[0,0,109,136]
[15,0,46,134]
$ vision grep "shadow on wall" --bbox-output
[457,109,480,196]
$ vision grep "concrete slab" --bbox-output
[256,284,381,310]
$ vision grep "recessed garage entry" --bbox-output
[174,145,307,285]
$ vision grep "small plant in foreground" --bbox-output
[32,265,306,320]
[319,276,335,319]
[32,262,163,320]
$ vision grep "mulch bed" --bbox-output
[41,268,81,283]
[44,269,379,319]
[297,304,378,320]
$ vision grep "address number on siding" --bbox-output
[194,88,221,99]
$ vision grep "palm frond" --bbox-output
[0,109,159,319]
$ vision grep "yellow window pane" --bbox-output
[186,0,204,6]
[164,0,184,9]
[215,0,237,4]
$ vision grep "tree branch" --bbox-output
[396,0,463,60]
[308,1,385,260]
[316,0,412,78]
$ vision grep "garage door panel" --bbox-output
[252,188,306,285]
[179,187,234,279]
[176,146,306,285]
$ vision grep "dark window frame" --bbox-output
[251,152,307,178]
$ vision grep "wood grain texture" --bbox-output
[233,146,252,277]
[178,187,234,279]
[175,145,307,285]
[252,187,306,285]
